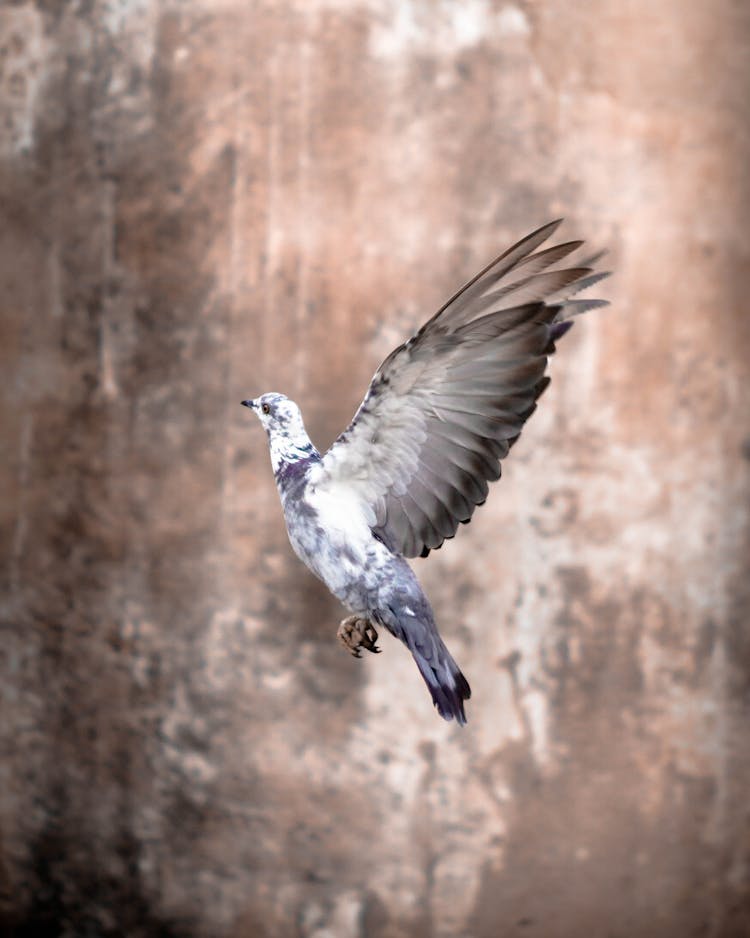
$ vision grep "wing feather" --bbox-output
[424,427,500,481]
[416,460,474,521]
[400,489,443,550]
[418,441,486,503]
[454,267,591,324]
[430,219,564,324]
[313,221,609,557]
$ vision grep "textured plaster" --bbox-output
[1,1,749,936]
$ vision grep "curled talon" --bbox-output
[360,622,381,653]
[337,615,380,657]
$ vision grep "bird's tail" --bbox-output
[376,578,472,724]
[408,635,471,725]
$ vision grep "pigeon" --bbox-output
[242,220,609,724]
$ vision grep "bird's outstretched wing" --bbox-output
[315,220,609,558]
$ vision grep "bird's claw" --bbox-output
[337,615,381,657]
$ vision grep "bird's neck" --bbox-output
[269,429,319,476]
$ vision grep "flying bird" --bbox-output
[242,220,608,724]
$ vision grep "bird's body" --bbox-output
[276,448,378,611]
[243,220,609,724]
[264,400,471,720]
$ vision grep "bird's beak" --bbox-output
[241,399,255,409]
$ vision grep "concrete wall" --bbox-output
[1,1,748,935]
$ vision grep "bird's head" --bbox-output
[241,392,317,471]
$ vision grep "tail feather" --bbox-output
[376,587,471,724]
[411,642,471,725]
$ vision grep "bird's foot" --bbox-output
[337,615,381,657]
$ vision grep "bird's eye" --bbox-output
[261,403,270,415]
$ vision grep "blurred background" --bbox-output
[1,1,749,936]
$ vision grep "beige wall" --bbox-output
[1,1,749,935]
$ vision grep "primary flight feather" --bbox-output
[242,220,609,724]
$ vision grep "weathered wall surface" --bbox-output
[1,1,748,936]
